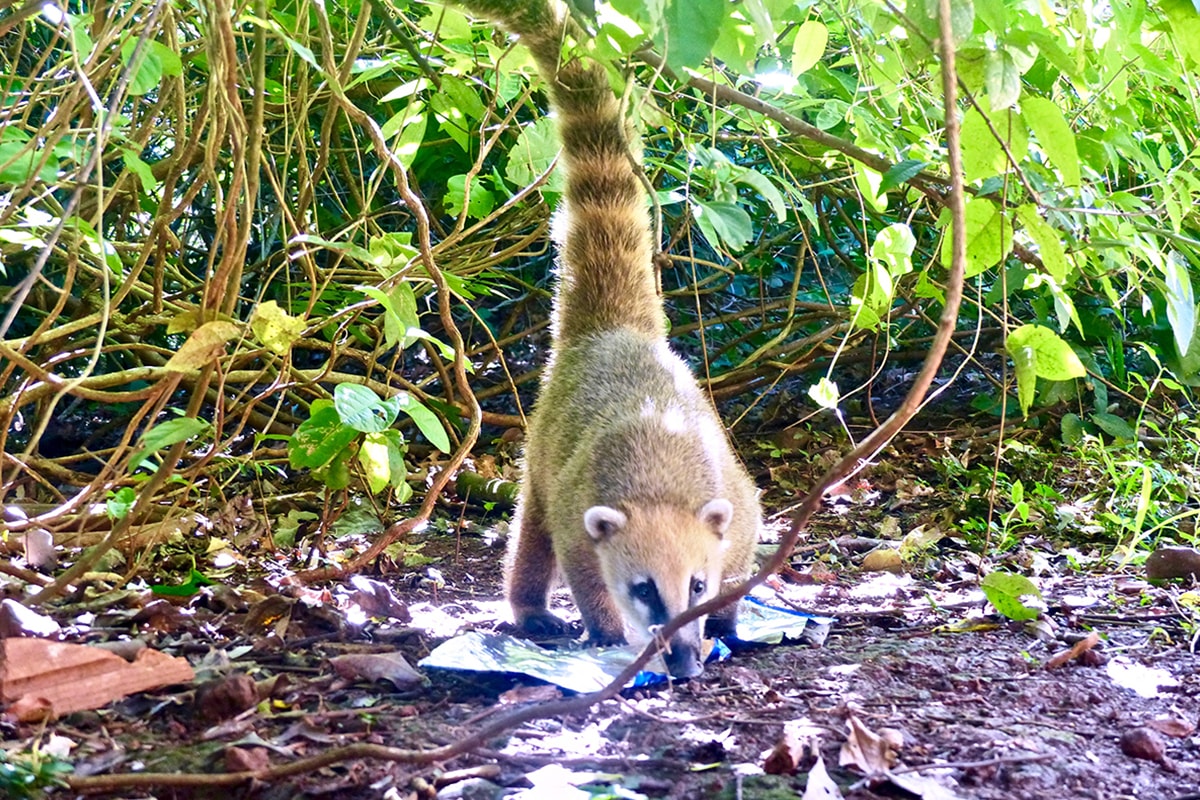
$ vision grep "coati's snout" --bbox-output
[584,499,734,678]
[662,625,705,678]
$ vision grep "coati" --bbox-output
[458,0,762,678]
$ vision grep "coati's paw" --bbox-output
[584,625,626,647]
[517,610,570,638]
[704,611,738,639]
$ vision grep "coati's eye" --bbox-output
[691,578,706,597]
[631,581,656,604]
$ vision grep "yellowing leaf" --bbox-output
[165,320,242,372]
[790,20,828,76]
[250,300,306,357]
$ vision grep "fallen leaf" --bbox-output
[330,651,425,689]
[244,595,295,636]
[839,715,899,774]
[225,745,270,773]
[1045,631,1100,669]
[802,753,842,799]
[764,719,825,775]
[1145,718,1196,738]
[349,575,411,622]
[861,547,903,574]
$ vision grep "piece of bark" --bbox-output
[0,638,194,721]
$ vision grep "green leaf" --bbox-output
[446,173,496,220]
[871,223,916,278]
[1061,413,1084,446]
[961,106,1002,183]
[1016,205,1072,284]
[121,38,162,96]
[1091,411,1136,441]
[985,48,1021,110]
[506,117,563,194]
[790,20,828,76]
[692,200,753,252]
[313,443,355,490]
[1162,251,1196,358]
[395,392,450,452]
[1022,97,1080,187]
[660,0,727,71]
[942,198,1012,277]
[1162,0,1200,66]
[334,383,400,434]
[132,416,212,470]
[289,401,359,469]
[1007,324,1086,381]
[981,572,1042,622]
[0,139,58,184]
[732,168,786,222]
[878,159,928,194]
[1005,324,1086,415]
[106,486,137,520]
[807,377,839,410]
[151,567,215,598]
[121,148,157,193]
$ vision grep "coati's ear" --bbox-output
[698,498,734,536]
[584,506,627,541]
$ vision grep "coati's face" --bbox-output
[584,499,734,678]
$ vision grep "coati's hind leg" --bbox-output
[505,490,567,636]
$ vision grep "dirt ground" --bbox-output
[4,425,1200,799]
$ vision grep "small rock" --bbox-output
[195,673,259,721]
[1119,727,1165,762]
[436,777,505,800]
[1145,547,1200,580]
[0,599,61,638]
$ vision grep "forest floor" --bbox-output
[4,419,1200,800]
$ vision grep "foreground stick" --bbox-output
[458,0,762,678]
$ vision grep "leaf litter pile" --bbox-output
[3,428,1199,800]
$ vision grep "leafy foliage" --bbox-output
[1,0,1199,560]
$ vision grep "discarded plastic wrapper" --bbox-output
[419,597,834,694]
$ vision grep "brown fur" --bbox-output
[459,0,762,677]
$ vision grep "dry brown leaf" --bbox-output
[1045,631,1100,669]
[330,651,425,689]
[349,575,411,622]
[839,715,899,774]
[1145,717,1196,738]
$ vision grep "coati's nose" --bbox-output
[664,639,704,679]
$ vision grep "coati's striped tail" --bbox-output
[456,0,661,342]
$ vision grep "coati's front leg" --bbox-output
[558,553,625,646]
[506,491,567,636]
[704,602,740,638]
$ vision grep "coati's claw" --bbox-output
[585,628,626,647]
[518,611,570,638]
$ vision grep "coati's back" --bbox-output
[459,0,762,679]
